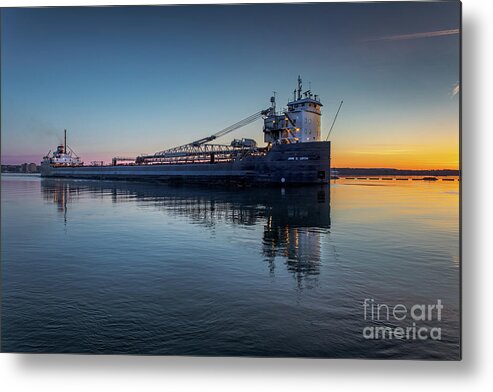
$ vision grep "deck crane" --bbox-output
[136,108,272,164]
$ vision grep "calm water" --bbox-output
[1,174,460,358]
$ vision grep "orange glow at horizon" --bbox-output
[332,146,459,170]
[330,118,459,170]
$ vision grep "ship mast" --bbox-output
[64,129,67,154]
[297,75,302,100]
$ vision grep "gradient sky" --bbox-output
[1,2,460,168]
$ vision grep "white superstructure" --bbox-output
[263,76,322,144]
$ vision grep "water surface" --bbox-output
[1,174,460,358]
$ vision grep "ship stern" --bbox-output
[254,141,331,185]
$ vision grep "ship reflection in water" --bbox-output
[41,179,330,286]
[262,197,327,286]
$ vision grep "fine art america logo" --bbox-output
[362,298,443,340]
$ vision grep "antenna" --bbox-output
[326,100,344,141]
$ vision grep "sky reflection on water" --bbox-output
[1,175,459,358]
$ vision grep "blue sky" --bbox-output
[1,2,460,168]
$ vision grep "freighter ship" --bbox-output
[41,77,331,185]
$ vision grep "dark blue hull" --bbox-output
[41,142,331,185]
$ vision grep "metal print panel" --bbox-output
[0,2,461,359]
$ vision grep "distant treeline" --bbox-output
[333,168,460,176]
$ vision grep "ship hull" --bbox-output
[40,142,331,185]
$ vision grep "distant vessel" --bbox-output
[43,130,82,167]
[41,77,331,185]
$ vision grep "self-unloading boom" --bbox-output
[137,109,270,163]
[188,109,270,147]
